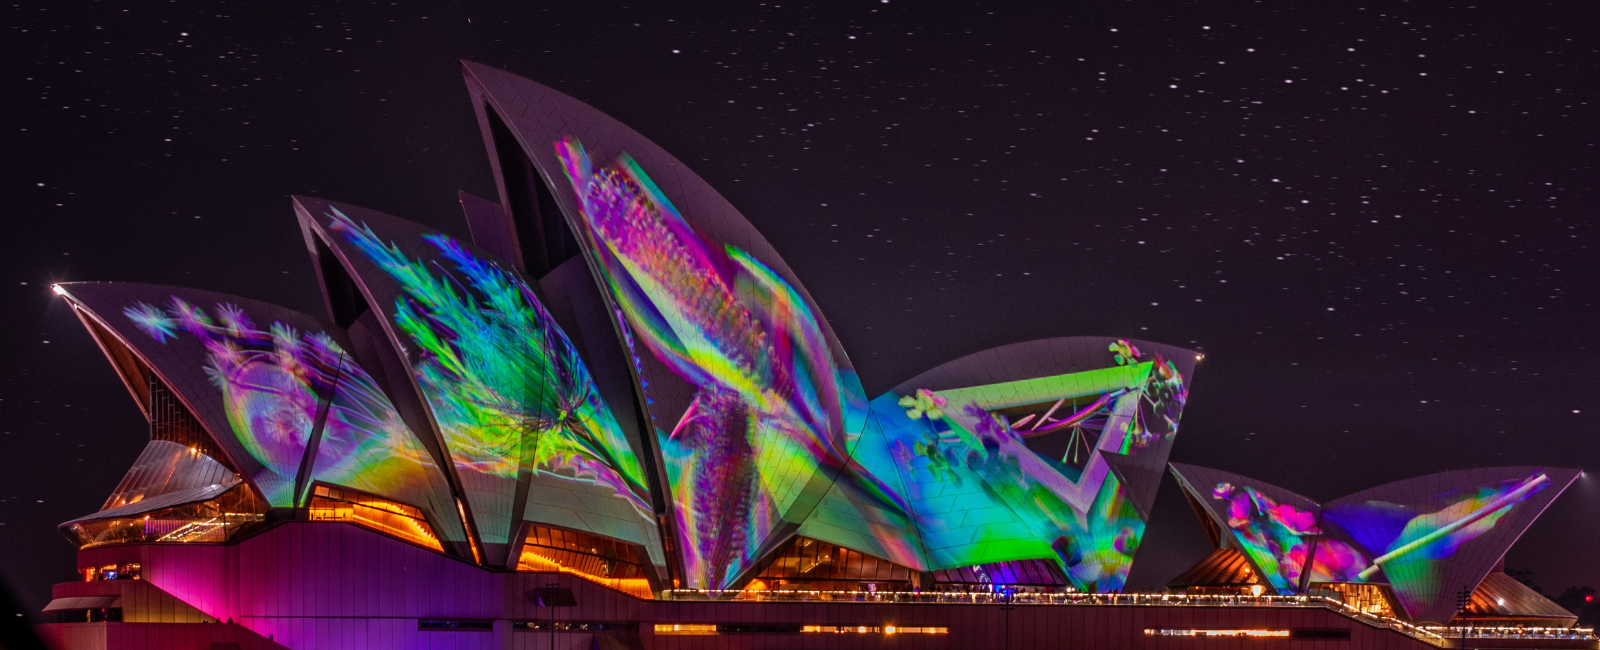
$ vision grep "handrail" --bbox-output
[1424,625,1597,641]
[660,589,1593,647]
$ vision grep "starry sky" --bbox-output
[3,0,1597,619]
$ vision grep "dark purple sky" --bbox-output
[3,0,1597,618]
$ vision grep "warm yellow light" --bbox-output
[516,548,653,599]
[1146,629,1290,638]
[797,625,944,635]
[654,623,717,635]
[1250,584,1264,597]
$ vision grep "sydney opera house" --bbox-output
[34,62,1592,649]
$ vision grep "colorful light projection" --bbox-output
[1323,472,1550,597]
[1191,470,1552,604]
[796,403,927,571]
[556,139,851,590]
[326,208,655,547]
[124,298,451,522]
[1307,536,1373,584]
[870,341,1189,592]
[1205,483,1370,593]
[554,136,1191,591]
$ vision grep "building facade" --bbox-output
[35,62,1591,650]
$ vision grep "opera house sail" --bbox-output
[56,61,1201,596]
[33,61,1587,650]
[1169,463,1580,624]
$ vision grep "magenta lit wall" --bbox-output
[67,522,1444,650]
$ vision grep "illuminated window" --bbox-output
[1145,629,1291,638]
[308,485,442,551]
[517,525,652,599]
[1311,582,1396,617]
[756,537,915,591]
[802,625,948,634]
[652,624,946,635]
[520,622,637,631]
[82,563,141,582]
[888,626,948,634]
[62,484,266,549]
[654,624,718,635]
[933,559,1068,589]
[146,377,228,461]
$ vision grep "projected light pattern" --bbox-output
[1307,536,1372,584]
[1325,472,1549,596]
[558,139,850,590]
[811,401,926,569]
[556,136,1192,592]
[1208,483,1322,593]
[869,344,1189,592]
[1199,476,1548,595]
[328,209,654,546]
[125,298,450,520]
[1175,463,1562,620]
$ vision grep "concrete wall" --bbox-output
[52,579,210,624]
[35,621,291,650]
[55,522,1448,650]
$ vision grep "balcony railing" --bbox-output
[1424,625,1598,642]
[663,589,1593,647]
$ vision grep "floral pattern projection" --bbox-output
[1208,471,1552,598]
[871,340,1190,593]
[327,209,656,548]
[1207,484,1366,593]
[124,298,457,532]
[557,139,855,591]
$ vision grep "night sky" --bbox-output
[3,0,1597,619]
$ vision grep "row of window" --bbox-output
[308,486,442,552]
[99,376,1062,597]
[1144,628,1352,639]
[53,609,122,624]
[82,563,141,582]
[653,624,948,635]
[417,619,639,632]
[74,485,1089,602]
[65,485,266,550]
[419,621,948,635]
[1145,629,1290,638]
[516,525,653,599]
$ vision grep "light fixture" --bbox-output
[51,284,65,296]
[1250,584,1264,597]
